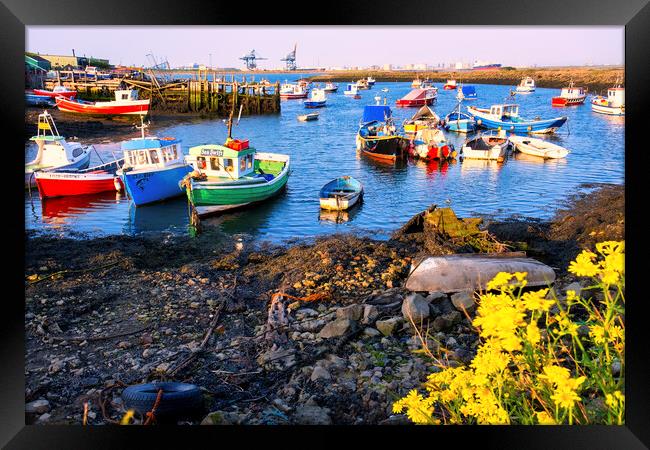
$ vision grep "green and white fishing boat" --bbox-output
[182,109,291,217]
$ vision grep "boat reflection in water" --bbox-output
[410,157,457,177]
[513,152,569,167]
[459,157,507,174]
[127,197,189,235]
[318,200,362,224]
[40,191,127,227]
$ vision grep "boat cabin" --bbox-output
[519,77,535,88]
[309,89,326,102]
[114,89,140,102]
[121,137,183,170]
[186,143,256,180]
[607,87,625,107]
[346,83,359,94]
[489,104,519,119]
[29,111,86,166]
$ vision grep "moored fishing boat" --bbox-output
[279,83,308,99]
[551,81,587,106]
[25,91,55,107]
[460,130,510,162]
[323,82,339,92]
[25,111,92,188]
[356,103,407,162]
[591,82,625,115]
[456,84,477,100]
[304,88,327,108]
[319,176,363,211]
[443,100,477,133]
[116,120,192,206]
[35,158,125,198]
[356,78,370,90]
[33,85,77,99]
[468,103,567,134]
[182,110,290,217]
[344,83,361,99]
[408,127,456,161]
[411,77,422,88]
[396,88,437,107]
[403,105,440,135]
[515,76,536,93]
[509,135,569,159]
[55,89,150,116]
[297,112,319,121]
[366,76,376,86]
[443,79,457,90]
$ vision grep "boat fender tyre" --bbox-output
[477,119,482,126]
[527,126,532,132]
[121,382,204,420]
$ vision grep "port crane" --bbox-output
[240,50,267,70]
[280,43,297,71]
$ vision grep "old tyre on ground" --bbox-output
[121,382,204,420]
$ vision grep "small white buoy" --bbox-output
[235,237,244,251]
[114,177,122,192]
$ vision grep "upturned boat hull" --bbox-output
[121,164,193,206]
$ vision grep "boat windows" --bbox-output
[120,93,129,100]
[136,151,148,165]
[149,149,160,164]
[223,158,234,172]
[247,154,253,169]
[72,147,83,158]
[240,158,246,171]
[209,157,220,171]
[197,156,207,170]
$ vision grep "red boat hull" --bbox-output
[36,175,123,198]
[280,93,308,99]
[56,97,150,116]
[33,89,77,99]
[551,96,586,106]
[396,98,434,107]
[443,85,457,90]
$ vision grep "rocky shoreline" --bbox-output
[24,184,624,425]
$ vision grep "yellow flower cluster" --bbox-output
[569,241,625,285]
[393,241,625,426]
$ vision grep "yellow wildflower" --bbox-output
[589,324,606,344]
[536,411,557,425]
[522,289,553,312]
[608,325,624,343]
[120,410,136,425]
[392,389,438,424]
[539,365,571,385]
[526,322,541,345]
[566,289,579,305]
[595,241,624,256]
[486,272,514,291]
[568,250,599,277]
[551,387,581,409]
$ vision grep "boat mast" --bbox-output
[135,115,147,139]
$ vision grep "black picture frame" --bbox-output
[3,0,648,448]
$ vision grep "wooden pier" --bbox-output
[42,70,281,116]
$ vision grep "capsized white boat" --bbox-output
[509,135,569,159]
[405,253,556,293]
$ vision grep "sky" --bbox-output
[26,26,624,69]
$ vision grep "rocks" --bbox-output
[292,405,332,425]
[310,366,332,382]
[564,282,584,297]
[363,327,381,337]
[401,293,430,323]
[451,291,475,313]
[367,288,404,305]
[318,318,358,339]
[362,304,380,324]
[257,347,297,370]
[336,304,364,321]
[376,317,403,336]
[26,399,50,414]
[201,410,247,425]
[426,291,447,303]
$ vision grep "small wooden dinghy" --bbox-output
[509,135,569,159]
[319,176,363,211]
[405,253,556,293]
[298,113,319,121]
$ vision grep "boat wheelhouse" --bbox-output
[467,103,567,134]
[356,79,370,90]
[515,77,536,93]
[55,89,150,116]
[551,81,587,106]
[25,111,92,188]
[411,78,422,88]
[117,121,191,206]
[279,83,308,99]
[591,83,625,116]
[304,88,327,108]
[323,82,339,92]
[443,79,457,90]
[366,76,376,86]
[344,83,361,98]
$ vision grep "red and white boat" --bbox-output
[32,85,77,99]
[35,158,125,199]
[56,89,150,116]
[396,88,437,107]
[551,81,587,106]
[443,79,457,90]
[279,83,308,99]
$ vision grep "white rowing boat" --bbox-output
[509,135,569,159]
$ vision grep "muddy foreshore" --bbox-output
[24,184,624,425]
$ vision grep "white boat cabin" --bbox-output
[29,111,87,167]
[345,84,359,94]
[186,143,256,180]
[488,104,520,119]
[560,83,586,98]
[309,89,327,102]
[114,89,140,102]
[121,137,184,170]
[517,77,536,90]
[606,87,625,107]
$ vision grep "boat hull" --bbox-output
[551,96,586,106]
[187,165,290,217]
[280,93,308,99]
[320,192,362,211]
[25,152,91,188]
[121,164,193,206]
[445,120,476,133]
[33,89,77,99]
[461,138,509,161]
[35,174,122,198]
[396,98,434,107]
[56,97,150,116]
[304,100,326,108]
[357,135,406,161]
[469,107,567,134]
[591,103,625,116]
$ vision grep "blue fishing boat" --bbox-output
[457,85,477,100]
[304,88,327,108]
[116,120,192,206]
[319,176,364,211]
[26,91,55,107]
[444,111,477,133]
[467,104,567,134]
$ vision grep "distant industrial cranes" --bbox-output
[239,50,267,70]
[280,43,297,71]
[239,44,298,70]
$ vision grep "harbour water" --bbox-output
[25,79,624,243]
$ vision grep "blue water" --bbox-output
[25,81,624,243]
